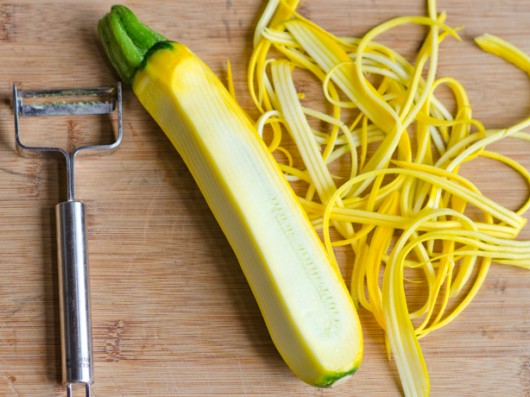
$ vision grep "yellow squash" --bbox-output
[98,5,363,387]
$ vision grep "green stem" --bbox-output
[98,5,167,84]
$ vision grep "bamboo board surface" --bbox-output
[0,0,529,396]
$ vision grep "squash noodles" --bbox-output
[248,0,530,395]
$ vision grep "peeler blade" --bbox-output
[13,83,123,201]
[15,86,118,117]
[13,83,123,153]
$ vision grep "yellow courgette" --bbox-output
[97,5,362,387]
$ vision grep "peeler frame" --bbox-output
[13,84,123,201]
[13,83,123,397]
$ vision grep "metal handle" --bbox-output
[56,200,94,396]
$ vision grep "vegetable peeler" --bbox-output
[13,83,123,397]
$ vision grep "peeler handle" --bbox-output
[56,200,94,390]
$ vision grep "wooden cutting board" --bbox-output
[0,0,529,396]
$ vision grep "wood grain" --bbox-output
[0,0,529,396]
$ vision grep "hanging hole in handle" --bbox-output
[66,382,92,397]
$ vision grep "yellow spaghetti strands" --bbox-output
[248,0,530,395]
